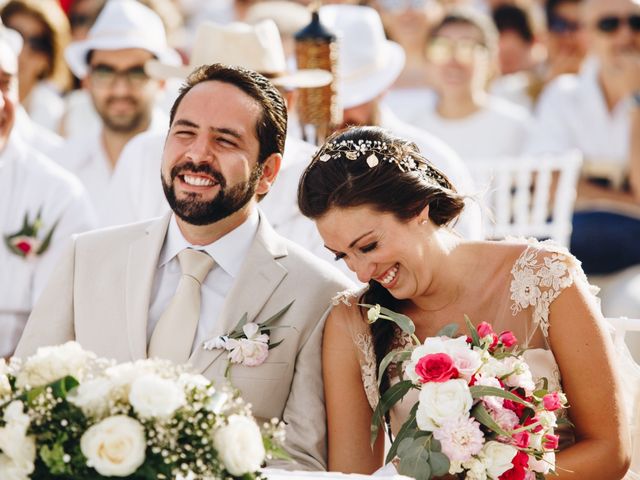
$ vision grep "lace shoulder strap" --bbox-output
[509,240,594,340]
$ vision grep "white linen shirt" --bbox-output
[53,108,168,224]
[146,210,259,352]
[526,57,633,186]
[0,136,97,357]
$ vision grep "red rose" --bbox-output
[414,353,459,383]
[499,330,518,347]
[543,434,559,450]
[504,397,526,418]
[477,322,494,337]
[499,451,529,480]
[16,240,32,254]
[543,392,563,412]
[523,416,544,433]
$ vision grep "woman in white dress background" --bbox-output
[297,126,633,478]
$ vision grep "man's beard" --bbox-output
[97,96,148,133]
[162,161,263,226]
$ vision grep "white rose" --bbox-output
[481,441,517,479]
[177,372,210,391]
[0,449,35,480]
[0,401,36,480]
[529,451,555,474]
[16,341,94,388]
[68,378,114,418]
[464,458,488,480]
[416,379,472,431]
[213,415,265,475]
[80,415,146,477]
[537,410,557,430]
[129,375,186,419]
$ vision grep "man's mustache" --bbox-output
[170,161,226,188]
[105,96,138,107]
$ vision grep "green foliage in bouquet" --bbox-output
[363,305,568,480]
[0,343,288,480]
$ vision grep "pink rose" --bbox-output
[415,353,459,383]
[499,331,518,347]
[16,241,32,254]
[543,434,559,450]
[477,322,494,337]
[512,431,530,448]
[543,392,563,412]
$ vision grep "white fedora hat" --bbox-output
[145,19,332,89]
[319,5,405,109]
[65,0,181,79]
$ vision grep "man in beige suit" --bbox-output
[16,63,352,471]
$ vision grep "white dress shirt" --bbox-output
[147,210,259,352]
[411,93,532,160]
[526,57,633,187]
[0,135,97,357]
[53,107,168,224]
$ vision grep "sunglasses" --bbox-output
[89,64,150,88]
[548,15,582,34]
[595,14,640,33]
[427,38,488,65]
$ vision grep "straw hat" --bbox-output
[320,5,405,108]
[145,19,332,89]
[65,0,181,79]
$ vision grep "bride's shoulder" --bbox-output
[326,286,371,333]
[505,237,582,273]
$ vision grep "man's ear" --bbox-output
[255,153,282,196]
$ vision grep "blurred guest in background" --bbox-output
[0,24,95,359]
[543,0,588,79]
[1,0,72,132]
[413,9,531,159]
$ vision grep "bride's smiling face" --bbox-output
[317,205,438,299]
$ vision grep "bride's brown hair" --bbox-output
[298,126,465,394]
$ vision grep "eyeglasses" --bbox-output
[378,0,429,12]
[426,38,488,65]
[88,64,150,88]
[548,15,582,34]
[595,14,640,33]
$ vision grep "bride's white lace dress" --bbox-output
[333,240,640,478]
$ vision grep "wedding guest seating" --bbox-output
[467,150,582,247]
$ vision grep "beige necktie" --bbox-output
[148,248,215,363]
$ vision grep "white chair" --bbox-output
[467,151,582,247]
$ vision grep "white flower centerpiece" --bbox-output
[0,342,287,479]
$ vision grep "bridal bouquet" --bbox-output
[0,342,286,480]
[366,305,568,480]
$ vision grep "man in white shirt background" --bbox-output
[526,0,640,318]
[0,25,96,358]
[53,0,180,223]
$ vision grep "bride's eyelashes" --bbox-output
[333,252,346,261]
[360,241,378,253]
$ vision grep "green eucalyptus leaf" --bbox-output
[260,301,295,328]
[398,446,431,480]
[371,380,414,445]
[360,303,416,336]
[430,437,442,453]
[436,323,459,338]
[377,349,412,387]
[469,385,534,408]
[386,403,419,463]
[464,315,480,346]
[396,437,415,458]
[428,451,450,477]
[471,403,511,437]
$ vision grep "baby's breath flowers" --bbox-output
[0,342,287,479]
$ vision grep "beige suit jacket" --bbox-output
[16,211,353,471]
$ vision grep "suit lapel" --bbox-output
[125,213,171,360]
[189,212,289,373]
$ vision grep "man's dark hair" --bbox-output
[169,63,288,166]
[492,5,534,43]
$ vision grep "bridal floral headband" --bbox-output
[315,138,448,187]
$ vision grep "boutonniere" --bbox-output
[4,209,58,259]
[203,302,294,378]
